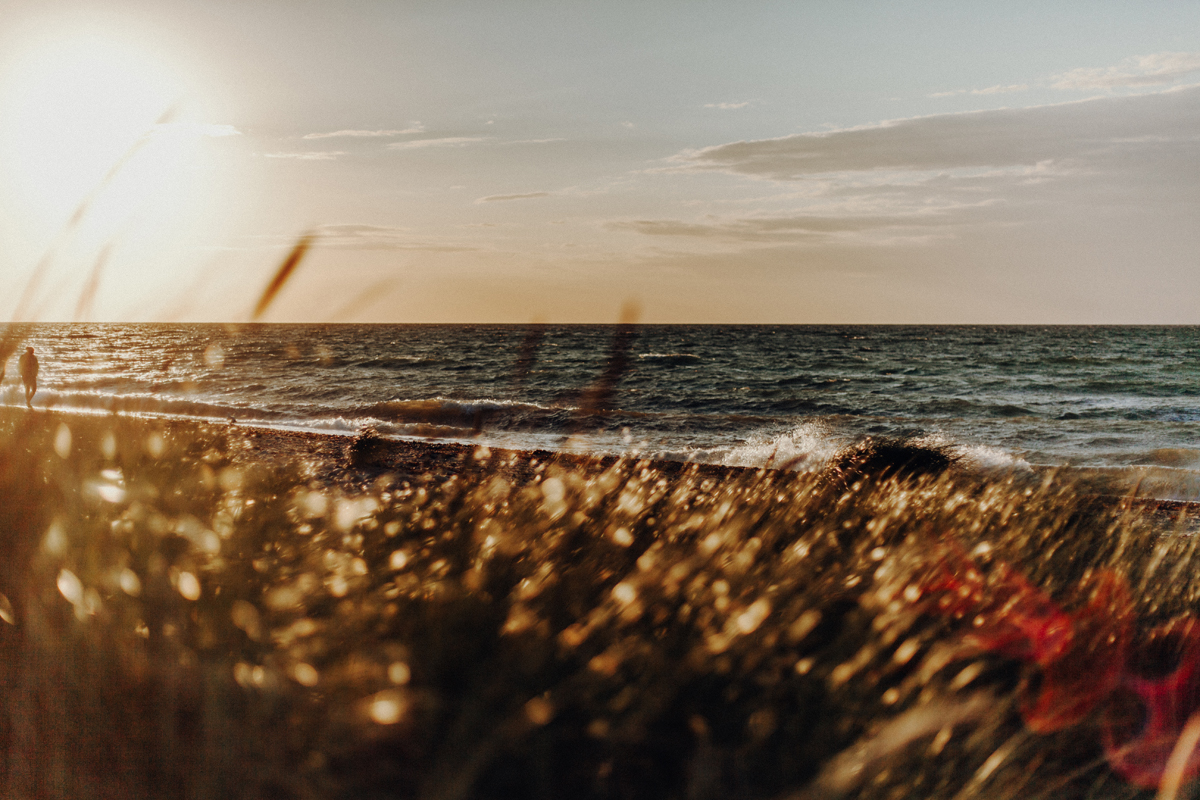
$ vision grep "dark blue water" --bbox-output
[11,324,1200,490]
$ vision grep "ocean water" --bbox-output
[11,323,1200,491]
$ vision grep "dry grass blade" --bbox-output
[559,301,641,444]
[252,232,316,321]
[65,107,179,230]
[511,323,546,389]
[12,107,178,325]
[326,279,396,322]
[576,300,640,419]
[72,244,113,322]
[0,329,24,374]
[1156,710,1200,800]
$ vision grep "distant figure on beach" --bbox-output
[19,347,38,408]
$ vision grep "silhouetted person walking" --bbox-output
[19,347,37,408]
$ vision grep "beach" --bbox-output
[3,404,1180,523]
[0,406,758,492]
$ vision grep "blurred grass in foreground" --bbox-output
[0,410,1193,799]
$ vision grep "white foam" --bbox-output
[913,433,1032,473]
[703,422,849,471]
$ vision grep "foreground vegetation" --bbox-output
[0,410,1195,799]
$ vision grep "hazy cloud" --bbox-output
[929,84,1028,98]
[387,137,489,150]
[1052,52,1200,90]
[928,51,1200,99]
[501,138,567,145]
[314,223,477,251]
[683,87,1200,179]
[635,88,1200,254]
[704,101,753,109]
[303,125,424,139]
[264,151,347,160]
[477,192,552,203]
[207,124,243,137]
[161,122,243,137]
[609,212,962,243]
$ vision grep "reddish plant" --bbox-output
[917,546,1200,789]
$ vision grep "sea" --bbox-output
[11,323,1200,497]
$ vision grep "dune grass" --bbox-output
[0,408,1193,799]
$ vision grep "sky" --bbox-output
[0,1,1198,323]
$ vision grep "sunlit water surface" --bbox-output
[13,323,1200,493]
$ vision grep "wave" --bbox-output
[637,352,703,366]
[8,388,288,426]
[359,397,576,432]
[1132,447,1200,468]
[16,389,594,444]
[681,421,1039,475]
[693,422,850,471]
[990,403,1035,418]
[909,432,1032,472]
[910,398,1038,419]
[352,356,439,370]
[1057,407,1200,423]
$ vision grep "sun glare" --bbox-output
[0,32,191,226]
[0,24,244,319]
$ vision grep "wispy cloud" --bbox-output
[303,125,425,140]
[265,151,348,161]
[1051,52,1200,90]
[608,213,958,241]
[704,101,753,110]
[500,138,567,145]
[314,223,477,251]
[682,87,1200,179]
[928,51,1200,99]
[477,192,552,203]
[153,122,243,137]
[929,84,1029,98]
[633,87,1200,253]
[387,137,490,150]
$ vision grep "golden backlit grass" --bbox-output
[0,410,1191,799]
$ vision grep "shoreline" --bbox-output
[4,405,1199,528]
[0,405,762,488]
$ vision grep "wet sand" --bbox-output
[0,405,757,488]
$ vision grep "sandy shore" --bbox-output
[0,405,758,488]
[224,420,1200,533]
[222,418,766,489]
[3,405,1197,532]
